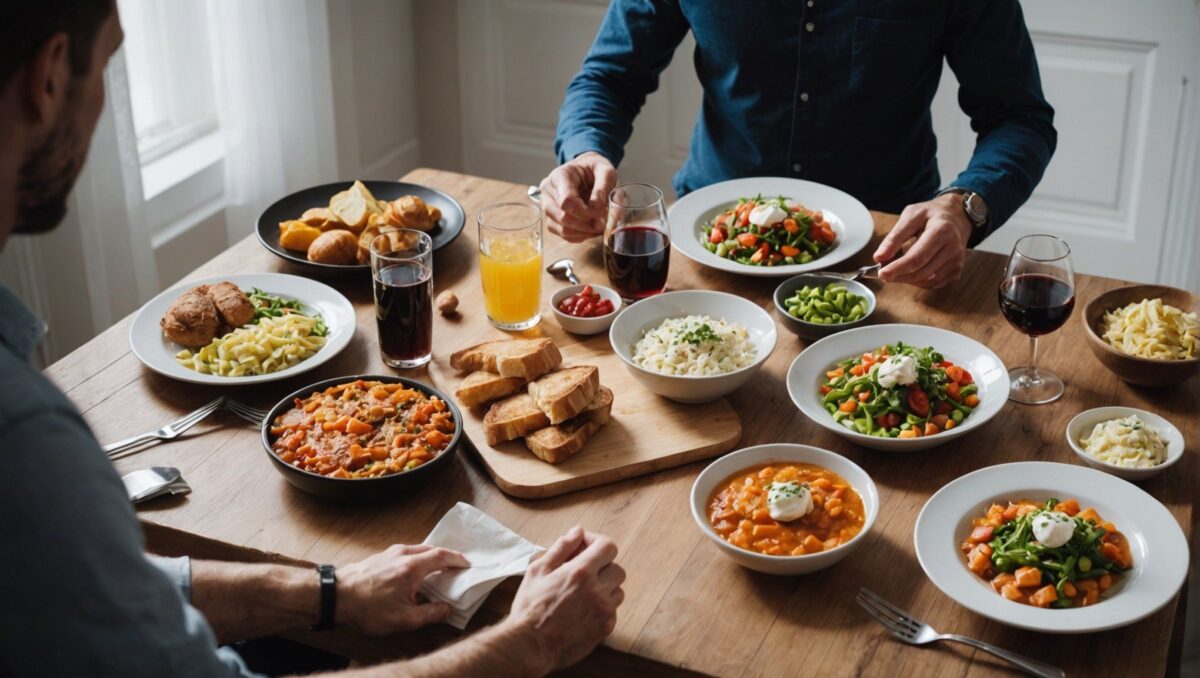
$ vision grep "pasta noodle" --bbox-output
[1100,298,1198,360]
[176,313,326,376]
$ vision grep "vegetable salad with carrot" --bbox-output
[701,195,836,267]
[963,498,1133,608]
[820,343,979,438]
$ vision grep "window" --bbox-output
[116,0,218,165]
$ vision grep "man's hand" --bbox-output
[539,152,619,243]
[504,527,625,673]
[338,544,469,635]
[873,192,974,288]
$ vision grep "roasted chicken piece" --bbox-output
[160,289,221,347]
[205,281,255,329]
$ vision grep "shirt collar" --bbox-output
[0,285,46,361]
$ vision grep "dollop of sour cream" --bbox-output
[748,203,787,228]
[874,355,918,388]
[767,481,813,521]
[1032,511,1075,548]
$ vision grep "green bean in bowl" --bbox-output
[786,283,868,324]
[773,274,876,340]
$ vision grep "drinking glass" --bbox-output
[998,234,1076,404]
[478,202,543,331]
[604,183,670,301]
[370,229,433,368]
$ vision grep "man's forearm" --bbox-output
[313,619,552,678]
[190,560,318,644]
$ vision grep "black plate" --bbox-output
[256,180,466,275]
[260,375,463,502]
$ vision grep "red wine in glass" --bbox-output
[998,274,1076,336]
[374,262,432,367]
[604,225,670,300]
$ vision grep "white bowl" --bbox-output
[668,176,873,278]
[786,324,1009,451]
[690,444,879,575]
[914,462,1190,633]
[1065,406,1184,481]
[608,290,777,403]
[550,284,622,335]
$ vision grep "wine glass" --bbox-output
[998,235,1076,404]
[603,183,670,301]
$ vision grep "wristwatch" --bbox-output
[312,564,337,631]
[936,186,989,230]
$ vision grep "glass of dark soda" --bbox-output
[370,229,434,368]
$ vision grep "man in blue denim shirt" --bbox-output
[539,0,1056,288]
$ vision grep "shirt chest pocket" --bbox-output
[849,16,938,101]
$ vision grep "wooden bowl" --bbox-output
[1082,284,1199,387]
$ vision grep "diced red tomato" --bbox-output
[935,401,953,415]
[736,232,759,247]
[907,388,931,417]
[709,227,726,244]
[946,381,962,401]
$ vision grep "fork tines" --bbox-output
[225,400,268,426]
[856,588,921,640]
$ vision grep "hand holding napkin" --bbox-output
[419,502,544,629]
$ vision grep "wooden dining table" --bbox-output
[50,168,1195,677]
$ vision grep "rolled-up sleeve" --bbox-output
[555,0,690,166]
[0,409,261,677]
[943,0,1057,242]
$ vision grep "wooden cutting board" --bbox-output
[427,325,742,499]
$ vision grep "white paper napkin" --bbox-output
[419,502,544,629]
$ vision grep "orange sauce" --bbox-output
[707,463,866,556]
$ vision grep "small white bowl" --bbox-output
[690,444,879,575]
[1065,406,1184,481]
[550,284,622,335]
[608,290,777,403]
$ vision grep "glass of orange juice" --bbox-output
[478,202,543,330]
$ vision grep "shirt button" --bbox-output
[800,92,810,102]
[807,0,814,5]
[805,22,815,32]
[792,163,802,172]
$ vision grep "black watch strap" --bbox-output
[312,564,337,631]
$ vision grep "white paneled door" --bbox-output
[456,0,1199,288]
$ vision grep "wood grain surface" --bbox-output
[427,324,743,498]
[47,169,1196,677]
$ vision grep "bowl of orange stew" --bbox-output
[261,375,462,501]
[690,444,878,575]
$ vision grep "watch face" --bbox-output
[965,193,988,224]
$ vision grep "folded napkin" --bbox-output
[419,502,544,629]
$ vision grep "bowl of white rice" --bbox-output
[609,290,777,403]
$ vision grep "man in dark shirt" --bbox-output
[0,3,622,676]
[540,0,1056,288]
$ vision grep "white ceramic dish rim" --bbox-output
[609,290,778,381]
[689,443,880,564]
[550,283,622,321]
[668,176,873,278]
[1065,406,1185,474]
[786,323,1009,443]
[129,273,356,385]
[913,461,1190,633]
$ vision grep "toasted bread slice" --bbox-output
[525,387,614,464]
[482,393,550,446]
[527,365,599,424]
[456,370,526,408]
[450,338,561,380]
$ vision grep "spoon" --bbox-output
[121,466,191,505]
[546,258,581,285]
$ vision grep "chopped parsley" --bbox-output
[680,323,719,346]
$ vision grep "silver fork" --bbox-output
[103,397,225,457]
[226,400,269,427]
[856,588,1064,678]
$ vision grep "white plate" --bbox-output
[608,290,777,403]
[1065,406,1185,481]
[668,177,873,278]
[914,462,1189,633]
[786,324,1009,451]
[130,273,356,385]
